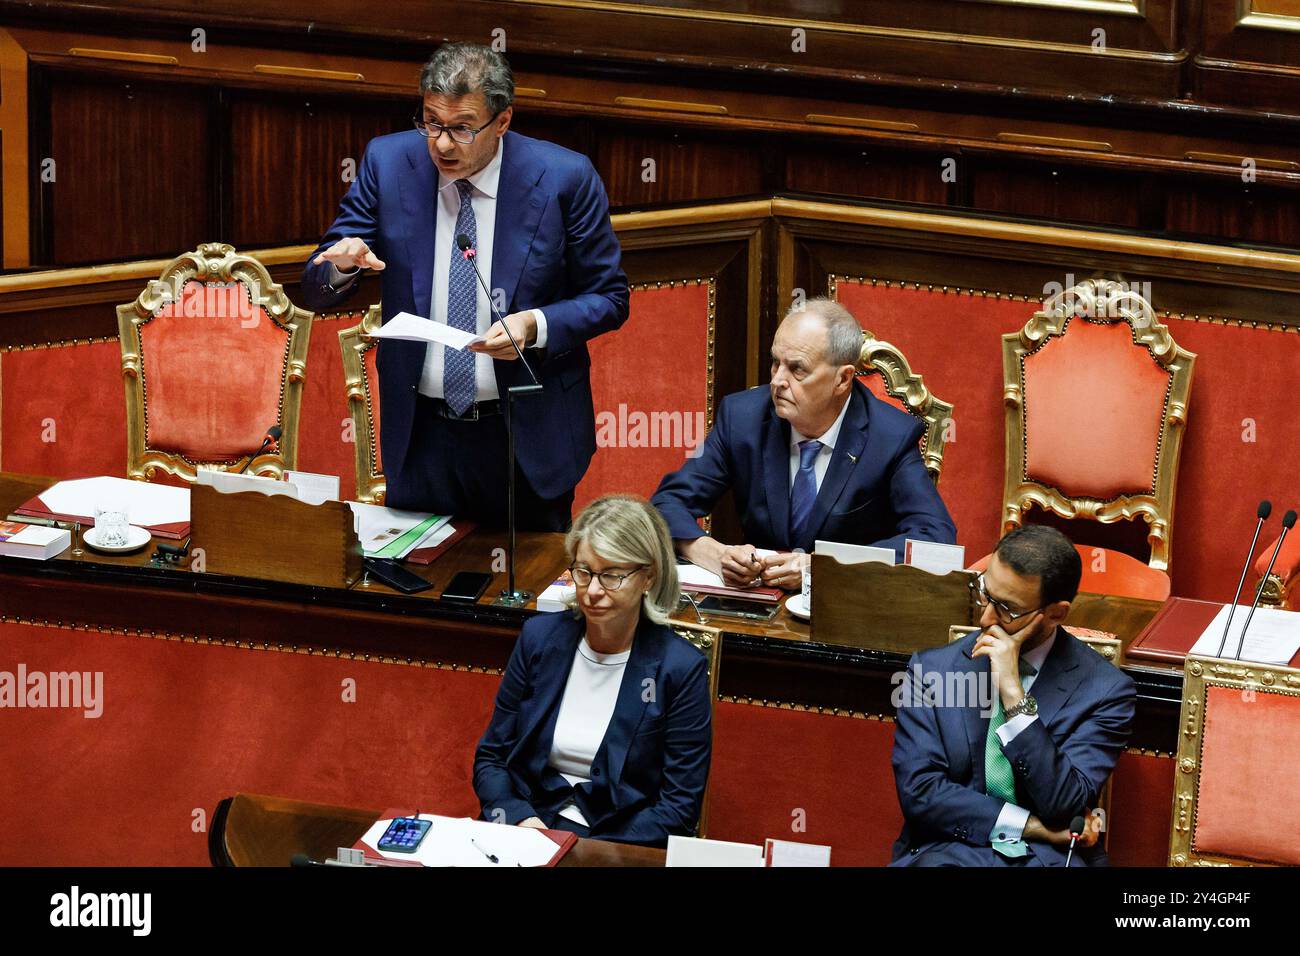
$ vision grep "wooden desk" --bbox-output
[211,793,666,867]
[0,470,1182,749]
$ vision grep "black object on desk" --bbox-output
[363,558,434,594]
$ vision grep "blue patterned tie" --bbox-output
[443,179,478,415]
[788,439,822,547]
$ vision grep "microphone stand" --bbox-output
[458,237,543,608]
[1234,512,1296,659]
[1217,503,1270,657]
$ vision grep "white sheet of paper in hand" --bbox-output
[1189,604,1300,666]
[368,312,485,350]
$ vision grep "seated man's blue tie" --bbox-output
[788,439,822,547]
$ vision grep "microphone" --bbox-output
[237,423,283,475]
[1064,814,1087,868]
[1217,500,1272,657]
[1234,509,1297,660]
[455,233,540,387]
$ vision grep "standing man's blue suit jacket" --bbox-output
[301,130,629,500]
[650,382,956,560]
[473,611,712,847]
[891,627,1135,866]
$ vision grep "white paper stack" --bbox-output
[0,521,70,560]
[1189,604,1300,666]
[537,572,576,612]
[359,815,562,867]
[346,502,451,558]
[37,475,189,527]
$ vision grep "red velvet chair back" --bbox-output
[1171,655,1300,866]
[1001,278,1195,571]
[116,243,312,482]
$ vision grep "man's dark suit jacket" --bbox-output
[890,626,1136,866]
[473,611,712,847]
[301,129,629,500]
[649,382,956,561]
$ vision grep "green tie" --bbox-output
[986,657,1038,859]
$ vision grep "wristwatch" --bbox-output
[1005,694,1038,720]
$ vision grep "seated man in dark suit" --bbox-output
[650,297,956,589]
[890,525,1135,866]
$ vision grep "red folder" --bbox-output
[404,521,476,566]
[683,581,785,604]
[355,809,577,867]
[1128,596,1300,666]
[14,492,191,540]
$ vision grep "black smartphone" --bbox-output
[376,817,432,853]
[364,558,434,594]
[442,570,493,602]
[696,595,781,621]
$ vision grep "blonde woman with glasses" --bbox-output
[473,494,712,845]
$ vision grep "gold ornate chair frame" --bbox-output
[116,243,312,482]
[1259,572,1288,608]
[1000,278,1195,571]
[1169,654,1300,867]
[339,304,386,505]
[671,620,723,840]
[858,329,955,485]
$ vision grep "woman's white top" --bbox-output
[546,636,632,827]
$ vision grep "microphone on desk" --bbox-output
[237,423,283,475]
[1064,814,1087,868]
[1234,508,1297,660]
[1216,500,1272,657]
[456,233,540,388]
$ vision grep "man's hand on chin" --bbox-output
[470,311,537,360]
[971,616,1043,710]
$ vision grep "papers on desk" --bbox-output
[677,550,784,603]
[904,539,966,575]
[537,570,576,612]
[366,311,486,350]
[1189,604,1300,666]
[18,475,190,538]
[666,835,765,867]
[346,502,451,558]
[197,470,296,499]
[0,521,70,560]
[814,539,894,566]
[359,815,562,867]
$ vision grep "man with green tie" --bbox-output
[890,525,1135,866]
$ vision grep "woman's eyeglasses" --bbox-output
[569,565,645,591]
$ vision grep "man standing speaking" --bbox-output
[303,42,629,530]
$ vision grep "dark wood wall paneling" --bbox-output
[4,0,1300,269]
[39,72,215,264]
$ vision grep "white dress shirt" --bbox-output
[788,392,852,492]
[989,629,1057,845]
[329,135,547,402]
[547,636,631,827]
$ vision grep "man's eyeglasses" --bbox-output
[969,573,1042,625]
[569,565,645,591]
[412,113,499,145]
